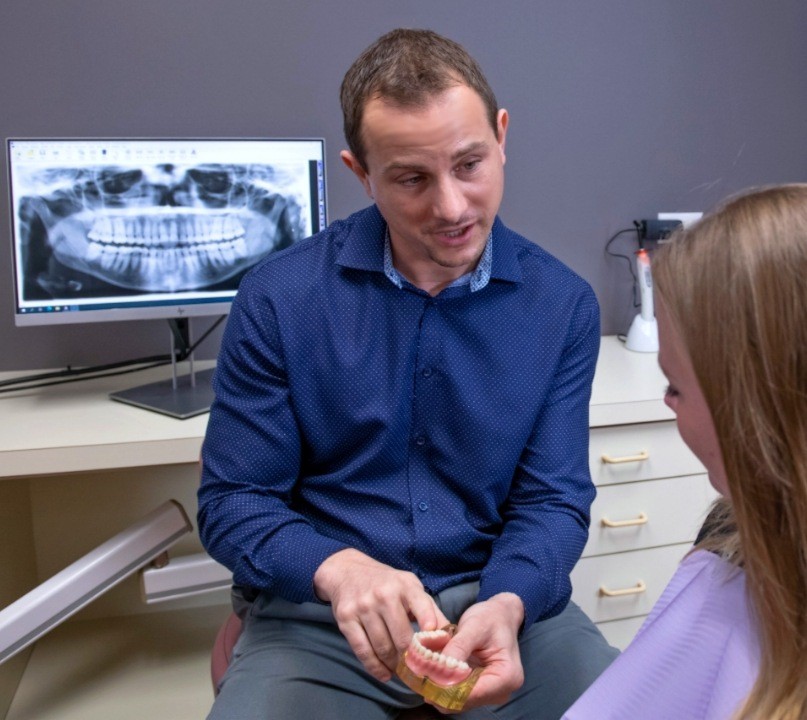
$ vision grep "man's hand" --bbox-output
[439,592,525,710]
[313,548,449,682]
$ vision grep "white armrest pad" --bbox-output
[140,552,232,603]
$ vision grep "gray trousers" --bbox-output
[208,583,618,720]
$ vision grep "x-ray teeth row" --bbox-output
[16,163,305,295]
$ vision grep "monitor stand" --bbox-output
[110,319,216,419]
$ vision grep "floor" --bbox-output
[6,606,227,720]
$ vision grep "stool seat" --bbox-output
[210,611,243,691]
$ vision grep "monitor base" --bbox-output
[110,367,216,419]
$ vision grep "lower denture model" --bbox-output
[396,625,483,711]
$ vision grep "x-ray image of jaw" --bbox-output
[15,162,306,299]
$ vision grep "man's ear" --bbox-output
[496,109,509,165]
[340,150,373,199]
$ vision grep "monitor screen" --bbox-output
[7,138,327,326]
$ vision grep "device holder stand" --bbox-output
[625,313,658,352]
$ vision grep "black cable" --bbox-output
[186,315,226,357]
[0,359,173,395]
[0,354,172,389]
[604,225,642,307]
[0,315,226,392]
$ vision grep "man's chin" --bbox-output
[430,246,485,272]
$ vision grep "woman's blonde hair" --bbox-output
[653,184,807,719]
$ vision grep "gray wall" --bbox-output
[2,0,806,370]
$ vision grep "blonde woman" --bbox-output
[564,184,807,719]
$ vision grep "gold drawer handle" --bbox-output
[600,450,649,464]
[601,512,648,528]
[599,581,647,598]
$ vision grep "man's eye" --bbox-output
[460,160,481,173]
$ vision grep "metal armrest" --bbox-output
[0,500,192,666]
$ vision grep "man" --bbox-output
[198,28,617,719]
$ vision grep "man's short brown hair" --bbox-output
[340,28,499,169]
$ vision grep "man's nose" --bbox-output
[431,178,466,223]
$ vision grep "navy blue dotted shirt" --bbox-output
[198,204,600,630]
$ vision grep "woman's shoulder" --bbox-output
[642,549,744,627]
[563,550,758,720]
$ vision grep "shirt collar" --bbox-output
[383,228,493,292]
[335,206,522,286]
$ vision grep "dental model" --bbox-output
[396,624,483,711]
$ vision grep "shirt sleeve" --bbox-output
[476,286,600,629]
[197,271,348,604]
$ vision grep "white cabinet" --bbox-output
[575,337,718,649]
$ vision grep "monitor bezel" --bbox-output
[6,136,327,327]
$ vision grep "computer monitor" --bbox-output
[6,137,327,417]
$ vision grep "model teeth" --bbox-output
[411,630,470,672]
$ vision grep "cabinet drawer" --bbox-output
[583,474,718,557]
[589,421,704,486]
[571,543,689,623]
[596,615,646,651]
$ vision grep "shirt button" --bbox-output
[418,502,429,511]
[422,367,433,378]
[415,435,426,446]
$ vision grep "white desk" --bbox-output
[0,339,712,719]
[0,364,212,479]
